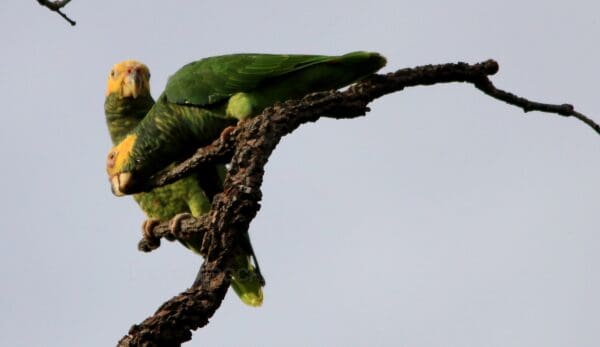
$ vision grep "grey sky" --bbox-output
[1,1,599,346]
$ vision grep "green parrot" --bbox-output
[103,61,258,305]
[105,51,386,305]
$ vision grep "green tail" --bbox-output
[324,51,387,85]
[230,253,264,307]
[226,51,386,120]
[254,51,385,107]
[188,231,264,307]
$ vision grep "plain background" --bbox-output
[1,1,599,346]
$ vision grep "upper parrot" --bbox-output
[106,51,386,195]
[104,60,154,144]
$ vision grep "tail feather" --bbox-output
[230,254,264,307]
[336,51,387,79]
[249,51,386,110]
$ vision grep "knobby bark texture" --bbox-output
[117,60,597,347]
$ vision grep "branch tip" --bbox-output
[38,0,76,26]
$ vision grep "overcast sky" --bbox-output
[1,1,599,346]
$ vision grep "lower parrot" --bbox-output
[105,51,387,304]
[104,61,263,306]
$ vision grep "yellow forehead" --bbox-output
[105,60,150,95]
[112,60,149,75]
[107,134,138,176]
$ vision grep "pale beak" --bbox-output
[110,172,133,196]
[123,69,142,98]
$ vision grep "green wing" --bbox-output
[164,52,383,106]
[107,51,386,307]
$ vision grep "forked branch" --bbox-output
[117,59,597,347]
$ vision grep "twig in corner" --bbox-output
[37,0,76,26]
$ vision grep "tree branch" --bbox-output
[117,59,597,346]
[37,0,76,26]
[472,77,600,134]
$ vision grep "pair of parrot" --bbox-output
[104,51,386,307]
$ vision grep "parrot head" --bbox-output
[106,134,141,196]
[105,60,151,99]
[106,131,172,196]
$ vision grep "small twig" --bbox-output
[37,0,76,26]
[473,77,600,135]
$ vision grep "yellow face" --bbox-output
[106,134,137,196]
[105,60,151,98]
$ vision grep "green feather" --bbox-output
[109,51,386,306]
[104,93,154,143]
[105,88,262,307]
[104,91,213,220]
[123,96,237,178]
[164,51,385,109]
[126,51,386,177]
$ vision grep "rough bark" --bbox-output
[117,59,596,346]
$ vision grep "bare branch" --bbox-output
[473,77,600,135]
[37,0,76,26]
[140,59,596,194]
[117,59,597,346]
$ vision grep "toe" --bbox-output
[169,212,193,237]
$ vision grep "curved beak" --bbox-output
[123,68,143,98]
[110,172,133,196]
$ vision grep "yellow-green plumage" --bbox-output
[105,85,263,306]
[117,52,386,179]
[107,51,386,307]
[105,93,213,219]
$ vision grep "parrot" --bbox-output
[103,61,260,305]
[105,51,387,305]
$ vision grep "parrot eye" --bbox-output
[110,69,116,78]
[107,151,117,168]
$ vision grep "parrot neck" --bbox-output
[104,93,155,144]
[125,99,237,179]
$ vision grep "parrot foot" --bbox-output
[219,125,237,141]
[169,212,194,239]
[138,218,161,252]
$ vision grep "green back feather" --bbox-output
[110,51,387,307]
[125,96,237,177]
[164,51,386,107]
[126,51,385,177]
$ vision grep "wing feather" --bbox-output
[164,54,334,106]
